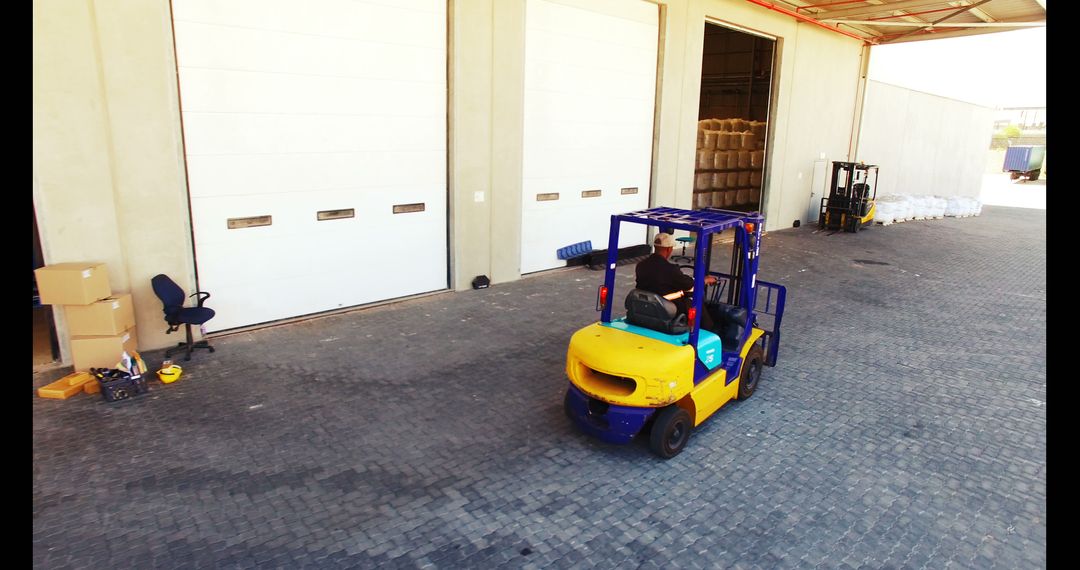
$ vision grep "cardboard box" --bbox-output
[64,294,136,336]
[34,262,111,306]
[70,328,139,372]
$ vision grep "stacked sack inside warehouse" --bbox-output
[694,118,767,210]
[872,195,982,226]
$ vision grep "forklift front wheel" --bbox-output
[737,345,765,401]
[649,405,692,459]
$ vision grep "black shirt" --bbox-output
[635,254,694,303]
[635,253,716,332]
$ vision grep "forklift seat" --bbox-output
[625,289,688,335]
[707,302,747,352]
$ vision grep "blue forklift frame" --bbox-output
[597,207,786,382]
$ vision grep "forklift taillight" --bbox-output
[599,285,608,306]
[687,307,696,328]
[745,223,755,233]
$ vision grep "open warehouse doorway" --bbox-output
[693,21,775,213]
[33,205,59,368]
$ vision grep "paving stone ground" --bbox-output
[33,206,1046,569]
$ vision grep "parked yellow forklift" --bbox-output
[819,161,878,232]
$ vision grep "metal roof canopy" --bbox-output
[757,0,1045,44]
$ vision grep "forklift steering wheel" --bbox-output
[677,265,720,304]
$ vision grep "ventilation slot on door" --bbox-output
[536,193,559,202]
[227,215,272,229]
[392,203,426,214]
[317,209,354,221]
[620,187,639,195]
[581,189,602,198]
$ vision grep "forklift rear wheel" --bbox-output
[649,405,692,459]
[736,345,764,400]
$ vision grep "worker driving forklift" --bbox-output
[564,207,787,458]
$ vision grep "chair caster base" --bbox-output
[164,340,215,361]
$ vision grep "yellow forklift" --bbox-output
[819,161,878,232]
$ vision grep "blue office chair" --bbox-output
[670,235,695,263]
[151,274,216,361]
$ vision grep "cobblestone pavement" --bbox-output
[33,206,1045,569]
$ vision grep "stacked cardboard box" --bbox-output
[693,118,767,209]
[33,263,138,373]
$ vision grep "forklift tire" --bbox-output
[649,405,692,459]
[736,345,765,401]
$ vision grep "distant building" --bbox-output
[993,107,1046,130]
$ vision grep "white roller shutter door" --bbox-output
[520,0,658,274]
[173,0,447,331]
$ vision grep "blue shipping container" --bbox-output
[1003,145,1046,173]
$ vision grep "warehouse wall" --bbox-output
[651,0,866,230]
[450,0,527,289]
[34,0,867,356]
[449,0,495,291]
[33,0,197,358]
[857,80,994,198]
[462,0,867,284]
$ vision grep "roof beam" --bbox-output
[824,20,1045,27]
[745,0,875,43]
[878,0,995,43]
[878,26,1037,43]
[966,7,996,23]
[788,1,876,14]
[833,21,886,39]
[812,0,949,20]
[950,0,996,22]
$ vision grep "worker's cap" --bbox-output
[653,233,676,248]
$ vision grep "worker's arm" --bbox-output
[662,272,717,300]
[670,265,695,291]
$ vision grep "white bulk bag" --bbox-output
[872,201,894,223]
[945,197,964,216]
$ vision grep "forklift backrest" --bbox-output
[709,302,747,352]
[625,289,688,335]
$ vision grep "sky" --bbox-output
[866,26,1045,108]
